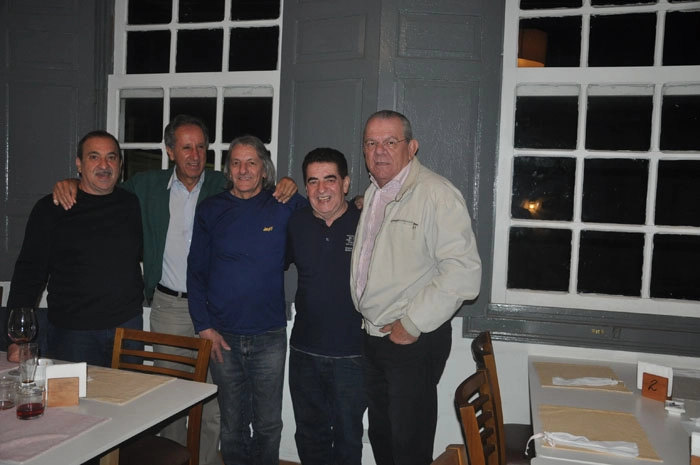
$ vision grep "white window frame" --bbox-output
[107,0,284,171]
[492,0,700,318]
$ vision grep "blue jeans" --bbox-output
[289,347,366,465]
[210,327,287,465]
[47,314,143,367]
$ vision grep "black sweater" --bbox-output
[8,188,144,330]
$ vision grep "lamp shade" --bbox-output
[518,28,547,67]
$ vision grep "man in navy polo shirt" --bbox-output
[286,148,366,465]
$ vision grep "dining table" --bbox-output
[0,353,217,465]
[528,355,700,465]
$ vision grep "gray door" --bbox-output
[0,0,107,280]
[278,0,504,313]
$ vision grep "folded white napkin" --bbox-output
[526,432,639,458]
[552,376,620,386]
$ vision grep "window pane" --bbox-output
[578,231,643,296]
[512,156,575,221]
[127,31,171,74]
[508,227,572,291]
[519,17,581,67]
[128,0,171,25]
[582,158,648,225]
[589,14,656,67]
[176,29,223,73]
[123,149,163,181]
[663,11,700,66]
[229,27,279,71]
[655,160,700,227]
[222,97,273,143]
[515,96,578,149]
[122,97,164,143]
[170,97,217,144]
[231,0,280,20]
[651,234,700,301]
[585,96,652,151]
[660,94,700,151]
[179,0,224,23]
[520,0,581,8]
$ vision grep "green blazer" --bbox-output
[122,168,228,300]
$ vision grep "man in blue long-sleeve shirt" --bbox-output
[187,135,306,465]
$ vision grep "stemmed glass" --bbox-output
[6,307,38,378]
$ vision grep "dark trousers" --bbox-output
[47,313,143,367]
[363,320,452,465]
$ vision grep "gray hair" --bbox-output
[224,135,276,191]
[364,110,413,141]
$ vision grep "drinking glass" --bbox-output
[19,342,39,387]
[6,307,38,377]
[16,384,45,420]
[7,307,38,344]
[0,376,17,410]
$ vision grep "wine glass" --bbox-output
[6,307,38,377]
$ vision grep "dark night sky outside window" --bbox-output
[581,158,648,225]
[123,99,164,143]
[177,29,224,73]
[586,96,652,151]
[508,227,572,291]
[515,96,578,149]
[223,97,274,143]
[127,31,170,74]
[578,231,643,297]
[512,157,575,221]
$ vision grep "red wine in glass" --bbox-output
[16,401,45,419]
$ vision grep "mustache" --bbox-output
[94,169,113,176]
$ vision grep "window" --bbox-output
[493,0,700,319]
[108,0,282,180]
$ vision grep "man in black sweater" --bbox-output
[7,130,144,367]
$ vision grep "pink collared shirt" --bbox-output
[355,160,414,299]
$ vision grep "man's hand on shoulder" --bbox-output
[353,195,364,210]
[52,178,80,210]
[380,320,418,345]
[272,177,298,204]
[199,328,230,364]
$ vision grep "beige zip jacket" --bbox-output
[350,158,482,338]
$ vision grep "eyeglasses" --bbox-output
[363,138,408,150]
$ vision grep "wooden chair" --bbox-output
[111,328,213,465]
[432,444,468,465]
[454,369,500,465]
[471,331,533,464]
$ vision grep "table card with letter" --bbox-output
[636,361,673,402]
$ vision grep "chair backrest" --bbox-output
[431,444,468,465]
[471,331,507,461]
[454,369,501,465]
[111,328,212,465]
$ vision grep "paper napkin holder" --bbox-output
[45,362,87,407]
[637,361,672,402]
